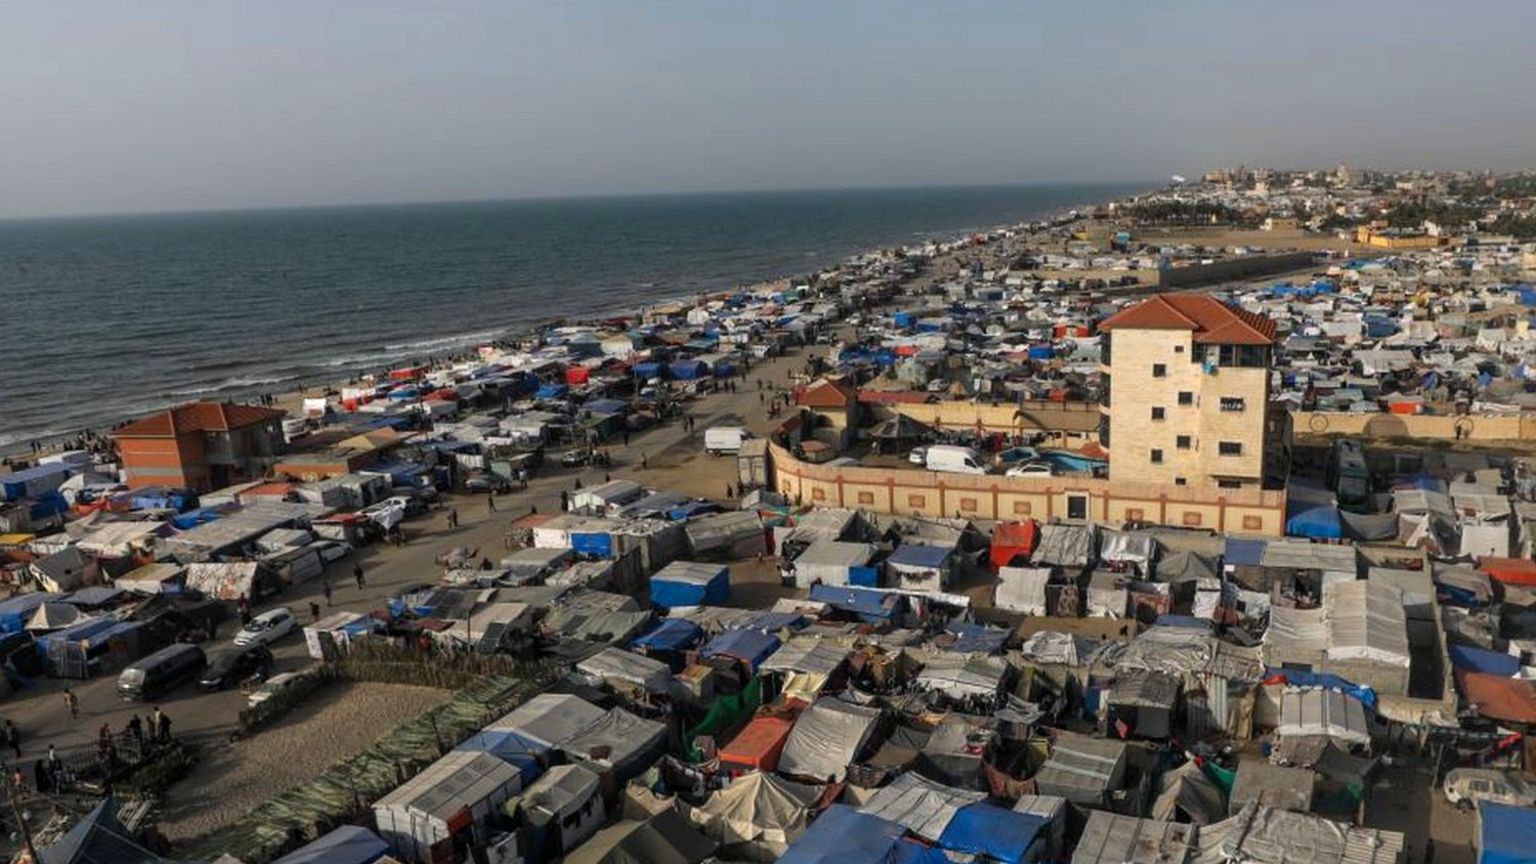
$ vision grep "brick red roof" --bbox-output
[114,402,286,438]
[1098,294,1277,345]
[796,378,857,409]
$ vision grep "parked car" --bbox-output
[247,671,304,708]
[118,644,206,701]
[234,608,298,648]
[1444,768,1536,811]
[908,447,928,466]
[198,645,274,691]
[465,473,511,494]
[1006,461,1055,478]
[312,540,354,563]
[996,446,1040,466]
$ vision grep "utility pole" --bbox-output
[5,770,38,864]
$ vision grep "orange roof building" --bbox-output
[113,401,286,492]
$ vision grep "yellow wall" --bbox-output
[769,440,1286,536]
[891,400,1098,446]
[1294,411,1536,441]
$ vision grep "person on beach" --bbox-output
[447,508,458,529]
[322,579,333,606]
[487,494,496,513]
[353,563,365,590]
[63,689,78,722]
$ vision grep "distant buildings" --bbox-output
[113,401,285,491]
[1098,294,1286,492]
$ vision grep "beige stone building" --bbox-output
[1099,294,1287,491]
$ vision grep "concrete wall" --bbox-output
[1158,251,1315,289]
[1295,411,1536,441]
[891,400,1099,445]
[768,440,1287,536]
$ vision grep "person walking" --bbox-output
[353,563,365,590]
[8,720,19,759]
[310,601,322,622]
[641,453,649,470]
[559,490,570,512]
[322,579,333,607]
[63,689,78,722]
[447,508,459,529]
[487,494,496,513]
[150,707,164,742]
[126,714,142,747]
[156,709,172,743]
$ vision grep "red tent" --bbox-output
[990,520,1039,570]
[566,366,591,386]
[719,714,796,775]
[1479,557,1536,587]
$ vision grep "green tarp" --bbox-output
[686,677,763,761]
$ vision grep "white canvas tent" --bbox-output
[685,772,819,862]
[776,697,882,781]
[790,540,875,588]
[858,771,984,841]
[373,750,527,864]
[576,646,671,693]
[995,566,1050,614]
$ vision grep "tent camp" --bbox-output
[564,808,717,864]
[1071,811,1196,864]
[791,540,878,588]
[1033,524,1096,568]
[1033,735,1127,805]
[372,750,527,864]
[777,805,911,864]
[885,542,953,591]
[649,561,730,608]
[859,771,984,841]
[938,803,1050,864]
[1194,803,1403,864]
[777,697,883,781]
[995,566,1051,614]
[271,826,390,864]
[720,713,798,774]
[576,646,671,694]
[685,771,820,861]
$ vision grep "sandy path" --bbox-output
[157,682,450,841]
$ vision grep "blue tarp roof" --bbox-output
[453,730,547,784]
[1155,615,1213,631]
[631,618,704,653]
[938,804,1047,864]
[700,628,781,672]
[584,398,628,416]
[779,805,907,864]
[1286,503,1343,540]
[272,826,389,864]
[945,622,1008,654]
[36,618,120,653]
[650,565,730,609]
[808,584,896,620]
[37,797,182,864]
[80,621,142,652]
[1265,668,1378,715]
[888,543,952,569]
[0,592,66,619]
[1479,802,1536,864]
[1449,644,1521,677]
[1224,538,1267,567]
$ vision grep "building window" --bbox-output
[856,491,875,505]
[1152,363,1167,378]
[1217,479,1243,489]
[907,494,926,508]
[1220,396,1246,412]
[1218,441,1243,456]
[1176,435,1192,449]
[1242,515,1264,530]
[1175,477,1187,486]
[1151,407,1165,421]
[1150,449,1164,464]
[1174,345,1184,354]
[1177,391,1193,406]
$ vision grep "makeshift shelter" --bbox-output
[885,542,953,590]
[1033,734,1126,805]
[1275,687,1371,765]
[1323,579,1410,695]
[1458,671,1536,726]
[914,652,1010,701]
[995,566,1051,614]
[859,771,985,841]
[1477,802,1536,864]
[1106,669,1181,739]
[776,805,908,864]
[777,696,882,781]
[938,803,1048,864]
[759,638,852,702]
[720,713,797,774]
[701,628,782,673]
[685,771,820,862]
[1195,803,1403,864]
[521,763,605,856]
[1100,531,1157,571]
[35,797,182,864]
[791,540,878,588]
[1157,550,1221,590]
[685,511,767,559]
[1150,761,1227,825]
[564,809,717,864]
[649,561,730,608]
[271,826,390,864]
[1071,812,1195,864]
[372,750,527,864]
[1230,762,1315,815]
[184,562,272,601]
[576,646,671,694]
[991,521,1039,569]
[1033,523,1095,568]
[560,708,667,782]
[486,693,607,749]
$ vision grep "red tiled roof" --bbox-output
[1098,294,1277,345]
[796,378,857,408]
[114,401,286,438]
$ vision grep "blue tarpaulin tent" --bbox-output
[809,584,898,621]
[534,383,569,400]
[631,618,703,652]
[1478,802,1536,864]
[1286,502,1343,540]
[570,530,615,559]
[1265,668,1378,714]
[0,463,71,502]
[453,730,546,785]
[1224,537,1267,567]
[272,826,390,864]
[945,622,1009,654]
[633,361,667,380]
[887,543,951,570]
[650,561,730,608]
[1450,644,1521,677]
[938,804,1047,864]
[700,628,781,672]
[669,360,709,380]
[779,805,907,864]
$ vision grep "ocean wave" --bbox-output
[168,373,300,397]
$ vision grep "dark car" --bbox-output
[197,645,274,691]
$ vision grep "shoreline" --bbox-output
[2,192,1121,460]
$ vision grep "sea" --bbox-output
[0,183,1142,450]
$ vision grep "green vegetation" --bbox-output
[1487,214,1536,240]
[1383,199,1482,229]
[1125,200,1253,226]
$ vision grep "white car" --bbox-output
[908,447,928,466]
[1444,768,1536,811]
[1006,461,1055,478]
[247,672,303,708]
[312,540,354,563]
[234,607,298,647]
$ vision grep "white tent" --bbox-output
[1099,531,1157,570]
[790,540,875,588]
[1277,687,1370,747]
[576,646,671,693]
[1194,803,1403,864]
[1324,580,1409,668]
[858,771,984,841]
[373,750,526,864]
[995,566,1050,614]
[1033,524,1096,567]
[913,652,1010,699]
[776,697,882,781]
[686,772,820,862]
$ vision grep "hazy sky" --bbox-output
[4,0,1536,218]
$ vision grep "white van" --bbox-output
[925,445,987,475]
[705,426,751,456]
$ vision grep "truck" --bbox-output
[737,438,769,489]
[925,444,987,475]
[704,426,751,456]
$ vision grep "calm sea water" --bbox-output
[0,183,1139,448]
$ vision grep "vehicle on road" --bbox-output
[118,643,206,701]
[996,446,1040,466]
[464,473,512,494]
[312,540,354,563]
[198,645,274,691]
[234,608,298,648]
[924,444,987,475]
[247,671,305,708]
[1005,461,1055,478]
[1444,768,1536,811]
[908,446,928,466]
[705,427,751,456]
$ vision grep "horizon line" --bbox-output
[0,178,1156,225]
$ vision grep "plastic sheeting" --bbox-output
[1034,524,1095,567]
[1478,802,1536,864]
[701,629,781,672]
[1277,687,1370,746]
[777,805,906,864]
[1194,803,1403,864]
[777,697,882,781]
[1100,531,1157,568]
[1150,761,1227,825]
[649,561,730,609]
[1157,551,1220,589]
[792,540,876,588]
[576,646,671,693]
[859,772,984,841]
[1071,811,1195,864]
[1325,580,1410,668]
[938,803,1046,864]
[995,567,1050,614]
[685,772,819,862]
[271,826,388,864]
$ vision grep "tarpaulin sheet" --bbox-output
[685,772,818,860]
[1340,510,1399,542]
[777,805,906,864]
[650,562,730,609]
[1263,670,1378,715]
[1479,802,1536,864]
[1458,671,1536,725]
[1481,557,1536,587]
[936,804,1045,864]
[701,629,781,672]
[632,617,704,654]
[686,677,762,761]
[990,521,1038,569]
[271,825,389,864]
[778,697,882,781]
[1449,643,1521,677]
[859,772,983,841]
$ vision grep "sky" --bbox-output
[3,0,1536,218]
